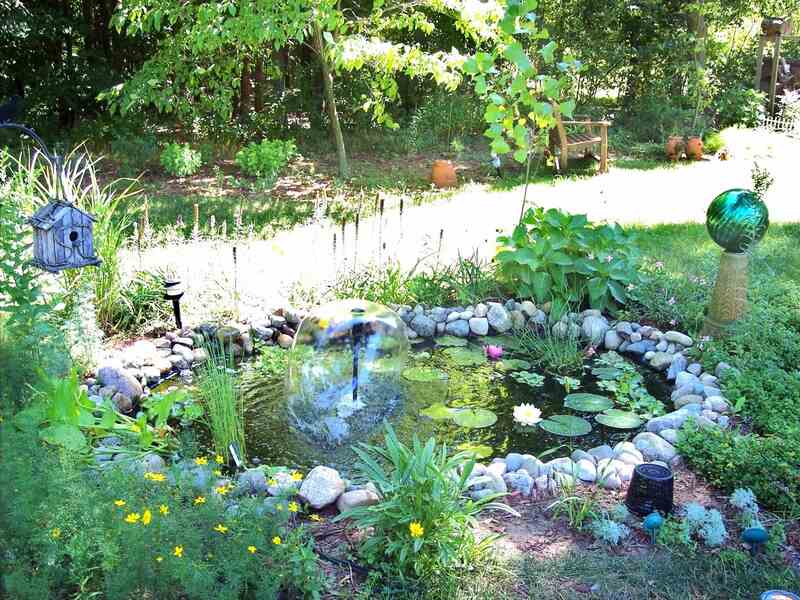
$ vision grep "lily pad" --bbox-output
[456,442,493,459]
[452,408,498,428]
[443,347,486,367]
[402,367,449,382]
[564,393,614,413]
[435,335,468,347]
[592,367,622,380]
[495,358,532,372]
[595,409,643,429]
[539,414,592,437]
[411,351,431,360]
[421,403,456,420]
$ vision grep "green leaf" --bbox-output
[539,414,592,437]
[539,41,556,64]
[495,358,532,372]
[503,42,532,72]
[435,335,469,347]
[443,347,486,367]
[531,271,552,303]
[564,393,614,412]
[452,408,498,429]
[595,409,643,429]
[403,367,449,382]
[592,367,622,380]
[456,442,493,459]
[608,279,627,304]
[421,403,456,420]
[559,99,576,118]
[39,424,87,450]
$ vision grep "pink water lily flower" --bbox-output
[484,345,504,360]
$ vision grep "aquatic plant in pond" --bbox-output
[286,300,409,449]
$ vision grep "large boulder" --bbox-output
[336,488,380,512]
[445,319,470,337]
[410,314,436,337]
[468,317,489,336]
[633,432,678,462]
[581,315,610,345]
[97,360,143,400]
[487,303,512,333]
[298,466,346,509]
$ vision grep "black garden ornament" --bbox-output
[1,122,101,273]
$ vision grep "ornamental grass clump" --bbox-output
[197,341,246,463]
[336,424,517,581]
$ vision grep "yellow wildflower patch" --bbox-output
[142,509,152,525]
[214,523,228,534]
[288,501,299,513]
[124,513,141,524]
[195,457,208,466]
[247,545,257,554]
[194,496,206,505]
[173,545,183,558]
[290,471,303,481]
[272,536,282,545]
[409,522,424,538]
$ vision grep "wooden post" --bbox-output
[768,34,782,115]
[600,124,608,173]
[754,35,767,92]
[193,203,199,239]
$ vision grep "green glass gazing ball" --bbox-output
[706,189,769,253]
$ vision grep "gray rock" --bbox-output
[298,466,346,509]
[138,453,165,474]
[430,307,449,323]
[659,428,679,445]
[267,471,300,496]
[671,384,696,402]
[704,396,730,413]
[459,310,474,320]
[487,304,512,333]
[284,308,303,325]
[616,321,634,336]
[534,474,549,493]
[552,321,580,339]
[445,319,470,337]
[237,468,269,495]
[468,317,489,336]
[111,392,133,414]
[599,472,622,490]
[486,461,507,478]
[142,366,161,385]
[715,361,733,379]
[649,352,674,371]
[503,471,533,496]
[410,314,436,337]
[644,350,656,361]
[510,310,526,330]
[547,457,576,476]
[582,315,610,345]
[674,394,704,409]
[192,347,209,364]
[700,373,719,387]
[667,354,688,381]
[505,452,524,472]
[588,444,615,462]
[630,331,642,343]
[646,405,701,433]
[485,471,508,493]
[571,449,595,464]
[172,343,195,363]
[604,330,622,350]
[656,340,668,352]
[633,432,678,462]
[97,360,143,400]
[717,415,730,428]
[615,448,644,466]
[471,488,496,501]
[694,415,719,429]
[520,301,536,318]
[675,371,700,388]
[519,455,544,478]
[530,310,547,325]
[270,315,287,328]
[174,336,194,349]
[153,337,172,350]
[168,354,190,371]
[474,303,488,318]
[626,340,655,355]
[703,386,722,398]
[618,340,630,352]
[580,309,602,318]
[687,362,703,376]
[446,311,460,323]
[466,475,493,490]
[336,489,380,512]
[701,409,719,421]
[575,459,597,482]
[664,331,693,346]
[253,324,275,341]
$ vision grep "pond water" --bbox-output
[228,337,671,476]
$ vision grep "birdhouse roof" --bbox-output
[28,200,96,231]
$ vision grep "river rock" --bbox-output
[571,449,595,464]
[588,444,615,461]
[664,331,693,346]
[336,489,380,512]
[267,471,300,496]
[298,466,346,509]
[277,334,293,349]
[445,319,470,337]
[519,455,544,478]
[410,314,436,337]
[649,352,674,371]
[503,471,533,496]
[172,343,194,363]
[505,452,524,472]
[253,324,275,341]
[487,303,512,333]
[604,329,622,350]
[237,468,269,495]
[616,321,634,336]
[469,317,489,336]
[633,432,678,462]
[687,362,702,376]
[659,428,679,445]
[520,301,536,318]
[582,315,610,345]
[97,360,143,400]
[510,310,526,329]
[667,354,688,380]
[715,361,733,379]
[674,394,704,409]
[487,460,507,478]
[474,303,488,318]
[646,405,701,433]
[675,371,700,388]
[705,396,730,413]
[575,459,597,482]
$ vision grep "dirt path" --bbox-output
[124,129,800,323]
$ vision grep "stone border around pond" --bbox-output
[85,299,736,511]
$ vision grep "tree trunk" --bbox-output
[239,57,252,120]
[313,23,348,179]
[687,2,707,70]
[254,56,265,113]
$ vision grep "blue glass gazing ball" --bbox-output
[706,189,769,253]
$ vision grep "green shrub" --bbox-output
[160,143,202,176]
[197,343,246,463]
[235,138,296,181]
[713,86,766,128]
[677,424,800,517]
[337,424,515,581]
[703,130,725,155]
[0,425,324,599]
[106,270,173,335]
[496,208,641,313]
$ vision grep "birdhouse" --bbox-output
[28,200,101,272]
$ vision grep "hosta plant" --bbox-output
[496,208,641,313]
[160,143,202,177]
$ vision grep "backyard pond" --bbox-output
[185,334,675,475]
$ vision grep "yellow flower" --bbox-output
[409,522,424,538]
[267,478,277,486]
[272,536,282,545]
[159,504,169,515]
[156,556,163,563]
[195,457,208,466]
[173,545,183,558]
[131,424,141,433]
[215,454,224,464]
[144,471,166,482]
[213,469,222,477]
[214,523,228,534]
[194,496,206,505]
[125,513,141,524]
[309,514,322,522]
[142,509,152,526]
[276,504,283,511]
[290,471,303,481]
[114,499,126,507]
[51,527,61,539]
[247,545,257,554]
[215,485,229,495]
[288,501,299,513]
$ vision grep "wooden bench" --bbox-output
[549,104,610,173]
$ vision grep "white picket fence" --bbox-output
[760,113,800,137]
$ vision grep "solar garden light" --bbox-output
[163,278,184,329]
[741,525,769,556]
[642,512,664,544]
[702,189,769,338]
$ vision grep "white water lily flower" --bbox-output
[513,403,542,426]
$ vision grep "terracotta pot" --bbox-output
[431,160,457,188]
[686,136,703,160]
[665,136,684,161]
